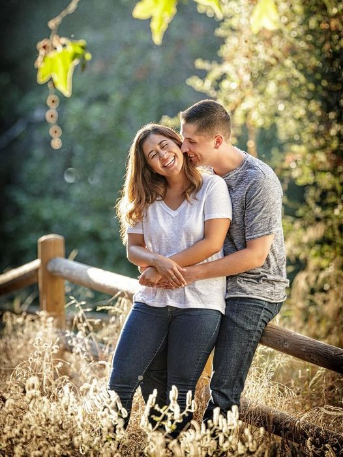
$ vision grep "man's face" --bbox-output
[180,121,216,167]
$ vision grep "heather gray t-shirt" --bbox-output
[222,152,289,303]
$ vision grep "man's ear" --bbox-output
[214,135,224,149]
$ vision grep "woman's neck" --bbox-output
[164,174,188,210]
[165,173,188,193]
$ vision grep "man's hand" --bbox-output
[138,266,161,287]
[180,266,198,285]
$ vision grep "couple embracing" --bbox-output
[108,99,289,436]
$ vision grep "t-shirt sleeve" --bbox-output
[127,220,143,234]
[245,177,283,240]
[204,176,232,221]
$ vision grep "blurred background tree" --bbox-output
[1,0,341,346]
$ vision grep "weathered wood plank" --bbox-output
[47,257,139,300]
[261,323,343,374]
[0,259,40,295]
[240,398,343,453]
[38,235,66,328]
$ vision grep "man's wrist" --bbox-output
[192,264,204,281]
[184,264,202,284]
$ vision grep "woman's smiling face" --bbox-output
[142,133,184,177]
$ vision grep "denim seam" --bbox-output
[187,313,222,388]
[141,331,169,384]
[120,330,169,412]
[230,302,268,396]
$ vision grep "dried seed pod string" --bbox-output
[35,0,90,150]
[45,81,61,149]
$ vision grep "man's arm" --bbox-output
[182,234,275,283]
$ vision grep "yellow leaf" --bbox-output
[133,0,178,45]
[251,0,280,34]
[193,0,223,20]
[133,0,156,19]
[37,40,91,97]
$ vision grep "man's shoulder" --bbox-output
[244,155,281,187]
[246,154,272,174]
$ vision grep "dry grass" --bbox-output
[0,297,342,456]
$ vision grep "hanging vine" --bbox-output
[35,0,91,149]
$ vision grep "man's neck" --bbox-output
[212,144,245,177]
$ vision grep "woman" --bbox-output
[108,123,232,434]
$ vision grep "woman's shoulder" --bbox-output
[201,171,226,187]
[195,172,229,202]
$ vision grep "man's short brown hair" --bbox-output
[180,99,231,140]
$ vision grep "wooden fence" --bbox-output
[1,234,342,450]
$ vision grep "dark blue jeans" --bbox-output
[141,297,282,422]
[203,297,283,420]
[108,302,221,433]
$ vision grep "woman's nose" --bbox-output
[158,150,168,158]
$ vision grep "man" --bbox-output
[141,99,289,422]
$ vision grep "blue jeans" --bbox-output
[141,297,282,422]
[203,297,283,420]
[108,302,221,433]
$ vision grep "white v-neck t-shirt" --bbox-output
[127,173,232,313]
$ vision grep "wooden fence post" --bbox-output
[38,234,65,328]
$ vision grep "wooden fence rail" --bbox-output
[0,234,342,450]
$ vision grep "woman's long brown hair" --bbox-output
[116,123,203,243]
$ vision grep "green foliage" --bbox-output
[250,0,280,34]
[133,0,223,45]
[194,0,223,19]
[133,0,178,45]
[132,0,285,45]
[37,39,91,97]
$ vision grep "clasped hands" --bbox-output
[138,257,187,289]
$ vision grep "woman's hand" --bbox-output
[139,259,186,288]
[139,267,162,287]
[152,255,187,287]
[127,234,186,286]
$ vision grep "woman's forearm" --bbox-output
[127,245,162,268]
[170,238,221,267]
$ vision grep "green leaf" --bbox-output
[193,0,223,20]
[37,40,91,97]
[250,0,280,34]
[133,0,178,45]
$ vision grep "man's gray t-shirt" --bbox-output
[222,152,289,303]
